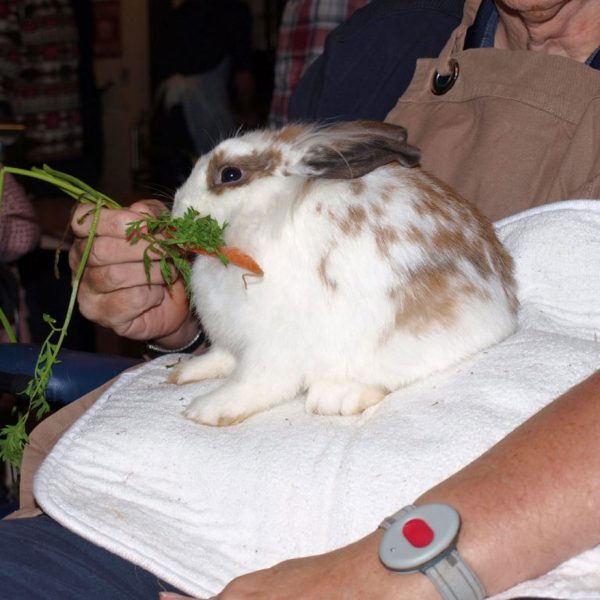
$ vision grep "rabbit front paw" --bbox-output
[305,380,386,416]
[182,393,253,426]
[168,347,236,384]
[182,378,280,426]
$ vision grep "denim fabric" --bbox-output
[0,515,184,600]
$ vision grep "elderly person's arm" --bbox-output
[187,368,600,599]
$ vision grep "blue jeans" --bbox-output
[0,515,185,599]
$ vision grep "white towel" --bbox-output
[34,200,600,599]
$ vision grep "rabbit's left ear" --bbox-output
[301,120,421,179]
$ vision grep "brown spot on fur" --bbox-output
[371,224,399,258]
[394,265,460,334]
[315,203,323,214]
[206,148,282,194]
[404,168,468,223]
[406,225,427,246]
[431,227,493,280]
[369,202,385,219]
[380,186,394,204]
[351,179,366,195]
[338,204,367,236]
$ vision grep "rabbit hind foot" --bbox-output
[305,380,387,416]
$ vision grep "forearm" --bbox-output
[417,368,600,596]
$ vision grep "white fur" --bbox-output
[171,123,518,426]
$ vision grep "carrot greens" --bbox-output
[125,207,228,292]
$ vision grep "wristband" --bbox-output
[145,328,206,355]
[379,503,485,600]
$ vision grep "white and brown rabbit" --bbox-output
[170,121,517,426]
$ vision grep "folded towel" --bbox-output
[34,200,600,599]
[496,199,600,341]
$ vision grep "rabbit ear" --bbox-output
[300,120,421,179]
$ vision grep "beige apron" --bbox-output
[385,0,600,221]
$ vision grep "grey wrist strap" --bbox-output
[379,504,485,600]
[425,548,486,600]
[145,329,205,354]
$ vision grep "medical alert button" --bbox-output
[379,503,461,571]
[402,518,434,548]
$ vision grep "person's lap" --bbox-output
[0,514,184,599]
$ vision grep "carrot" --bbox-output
[189,245,264,276]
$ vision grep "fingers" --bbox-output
[77,260,177,292]
[70,199,167,239]
[129,198,167,216]
[69,233,169,269]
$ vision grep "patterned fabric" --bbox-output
[0,0,82,163]
[269,0,370,127]
[0,169,39,262]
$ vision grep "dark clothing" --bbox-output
[152,0,253,85]
[0,515,184,599]
[289,0,600,123]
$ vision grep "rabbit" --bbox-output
[169,120,518,426]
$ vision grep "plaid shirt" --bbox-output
[269,0,370,127]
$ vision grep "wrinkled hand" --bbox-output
[69,199,195,344]
[159,531,428,600]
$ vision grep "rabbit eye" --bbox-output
[220,166,243,184]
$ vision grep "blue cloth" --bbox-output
[0,515,184,599]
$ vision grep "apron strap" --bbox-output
[436,0,484,69]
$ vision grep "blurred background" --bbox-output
[0,0,288,359]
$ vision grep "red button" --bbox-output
[402,518,435,548]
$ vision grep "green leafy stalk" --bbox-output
[20,205,102,422]
[0,167,108,467]
[4,165,120,208]
[0,165,229,467]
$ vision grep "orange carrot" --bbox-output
[189,245,264,276]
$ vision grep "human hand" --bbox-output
[69,199,198,345]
